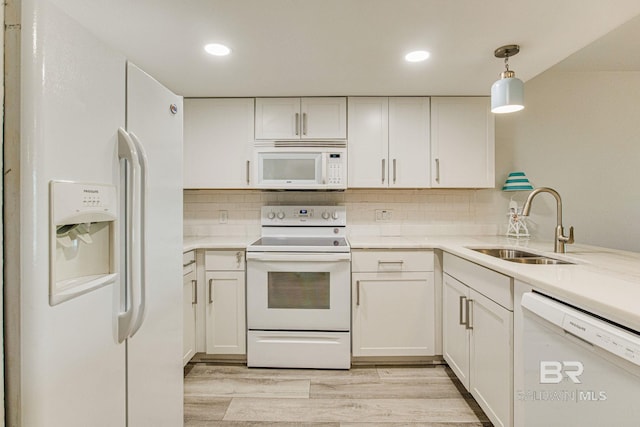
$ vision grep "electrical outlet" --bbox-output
[219,210,228,224]
[375,209,392,221]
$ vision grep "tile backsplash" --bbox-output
[184,189,507,237]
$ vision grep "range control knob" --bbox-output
[267,211,276,220]
[321,211,330,220]
[331,211,339,220]
[277,211,285,220]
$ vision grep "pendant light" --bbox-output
[491,44,524,114]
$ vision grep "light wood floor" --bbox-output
[184,363,492,426]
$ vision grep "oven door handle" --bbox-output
[246,252,351,262]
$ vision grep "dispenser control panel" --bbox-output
[51,181,117,225]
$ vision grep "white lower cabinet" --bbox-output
[204,250,246,355]
[182,251,197,366]
[351,250,435,357]
[443,252,513,427]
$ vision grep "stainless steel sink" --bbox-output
[472,248,538,259]
[506,257,572,265]
[470,248,574,265]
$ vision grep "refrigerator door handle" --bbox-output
[117,128,141,343]
[128,131,148,337]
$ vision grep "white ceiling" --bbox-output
[51,0,640,97]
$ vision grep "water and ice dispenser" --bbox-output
[50,181,118,305]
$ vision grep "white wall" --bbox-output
[496,71,640,252]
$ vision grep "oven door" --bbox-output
[246,252,351,331]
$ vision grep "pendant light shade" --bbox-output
[491,45,524,114]
[491,77,524,113]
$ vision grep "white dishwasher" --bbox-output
[520,292,640,426]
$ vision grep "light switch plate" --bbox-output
[219,210,228,224]
[375,209,392,221]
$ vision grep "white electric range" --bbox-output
[246,205,351,369]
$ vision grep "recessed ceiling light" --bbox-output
[405,50,430,62]
[204,43,231,56]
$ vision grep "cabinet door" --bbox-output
[255,97,300,140]
[352,272,435,357]
[300,97,347,139]
[183,98,254,188]
[182,271,197,366]
[430,97,495,188]
[468,288,513,427]
[205,271,246,355]
[347,97,389,188]
[388,97,431,188]
[442,273,470,389]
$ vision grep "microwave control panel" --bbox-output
[327,153,344,185]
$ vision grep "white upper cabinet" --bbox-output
[388,97,431,188]
[255,97,347,140]
[348,97,430,188]
[183,98,254,188]
[347,97,389,187]
[430,97,495,188]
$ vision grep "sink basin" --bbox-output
[471,248,538,259]
[505,257,572,265]
[470,247,574,265]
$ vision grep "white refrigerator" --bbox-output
[4,0,184,425]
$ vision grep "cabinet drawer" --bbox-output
[205,250,245,271]
[183,251,196,275]
[443,253,512,310]
[352,250,434,272]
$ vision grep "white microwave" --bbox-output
[253,145,347,190]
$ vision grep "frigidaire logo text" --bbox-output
[83,189,99,194]
[568,321,587,332]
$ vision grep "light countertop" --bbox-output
[183,235,257,252]
[185,234,640,331]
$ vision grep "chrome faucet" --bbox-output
[521,187,575,253]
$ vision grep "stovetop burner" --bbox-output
[247,236,349,253]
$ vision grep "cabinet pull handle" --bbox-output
[182,259,195,267]
[208,278,213,304]
[295,112,300,135]
[356,280,361,306]
[192,279,197,305]
[381,159,386,183]
[459,296,467,325]
[465,299,473,330]
[378,260,404,265]
[435,158,440,183]
[246,160,250,185]
[393,158,397,183]
[302,112,307,135]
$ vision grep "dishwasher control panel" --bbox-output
[562,314,640,367]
